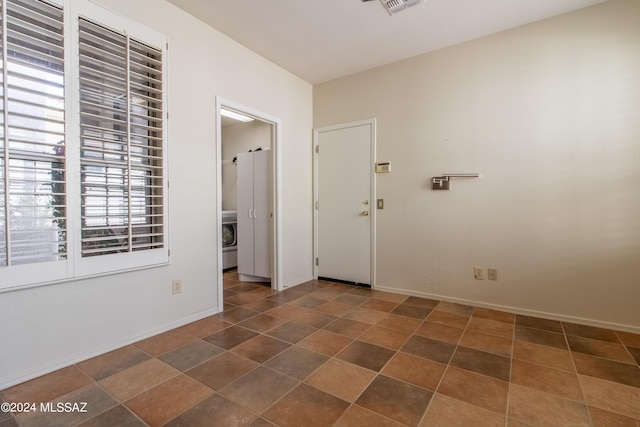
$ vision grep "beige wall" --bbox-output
[314,0,640,330]
[0,0,313,388]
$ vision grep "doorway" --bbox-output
[313,119,376,287]
[216,98,283,309]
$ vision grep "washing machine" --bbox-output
[221,210,238,270]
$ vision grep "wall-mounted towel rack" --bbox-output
[432,173,480,190]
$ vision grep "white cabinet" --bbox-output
[237,150,271,282]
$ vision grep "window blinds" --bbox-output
[0,0,65,266]
[78,18,164,257]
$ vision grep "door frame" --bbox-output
[313,118,377,288]
[216,97,283,306]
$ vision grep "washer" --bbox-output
[221,210,237,270]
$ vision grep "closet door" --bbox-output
[236,150,271,280]
[237,152,255,276]
[253,150,271,278]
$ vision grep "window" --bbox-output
[78,19,164,258]
[0,0,167,290]
[0,0,65,267]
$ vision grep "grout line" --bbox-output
[504,309,517,427]
[417,306,469,425]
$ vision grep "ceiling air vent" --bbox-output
[379,0,422,15]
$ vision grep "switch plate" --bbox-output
[375,162,391,173]
[488,269,498,281]
[473,267,484,280]
[377,199,384,209]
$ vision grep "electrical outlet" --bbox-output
[488,268,498,281]
[473,267,484,280]
[172,279,182,294]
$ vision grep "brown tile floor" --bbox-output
[2,270,640,426]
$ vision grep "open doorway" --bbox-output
[216,98,282,309]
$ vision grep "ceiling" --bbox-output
[166,0,607,84]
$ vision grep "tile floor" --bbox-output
[2,270,640,426]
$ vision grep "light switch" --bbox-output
[377,199,384,209]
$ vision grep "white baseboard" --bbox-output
[280,278,640,334]
[374,285,640,335]
[0,306,222,390]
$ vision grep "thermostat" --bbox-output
[375,162,391,173]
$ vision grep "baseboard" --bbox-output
[374,284,640,334]
[0,306,222,390]
[281,278,640,333]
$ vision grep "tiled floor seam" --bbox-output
[613,330,640,369]
[253,350,377,426]
[505,312,517,427]
[511,322,595,425]
[562,322,598,426]
[82,338,217,426]
[331,402,413,427]
[87,380,150,427]
[122,373,196,425]
[215,345,340,421]
[214,364,290,424]
[417,309,467,426]
[42,373,149,427]
[562,322,638,365]
[294,308,437,425]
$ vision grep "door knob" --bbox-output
[361,211,369,216]
[363,200,369,205]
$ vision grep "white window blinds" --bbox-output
[0,0,65,267]
[0,0,167,291]
[78,18,164,257]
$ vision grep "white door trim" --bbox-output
[313,118,377,288]
[216,97,283,307]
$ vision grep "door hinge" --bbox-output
[315,257,319,266]
[315,145,319,154]
[315,201,319,209]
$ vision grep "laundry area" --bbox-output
[220,108,273,284]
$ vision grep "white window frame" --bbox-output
[0,0,168,292]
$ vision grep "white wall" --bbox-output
[314,0,640,331]
[0,0,313,388]
[221,121,272,210]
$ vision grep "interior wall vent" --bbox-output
[380,0,422,15]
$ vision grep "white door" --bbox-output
[252,150,271,278]
[237,150,271,281]
[237,151,255,276]
[315,120,375,286]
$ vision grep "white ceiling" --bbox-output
[166,0,607,84]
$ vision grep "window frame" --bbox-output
[0,0,169,292]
